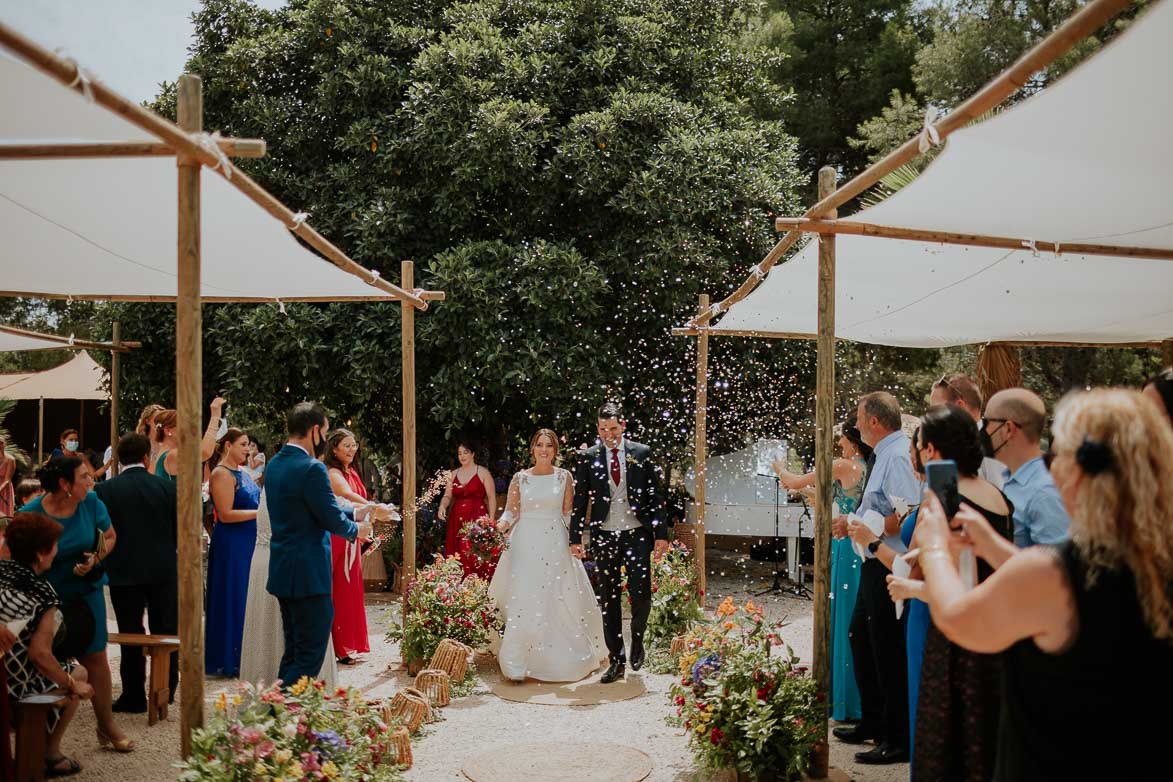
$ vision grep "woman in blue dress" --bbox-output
[774,421,872,722]
[22,456,134,752]
[205,429,260,677]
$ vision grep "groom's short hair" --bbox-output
[597,402,623,422]
[287,401,328,436]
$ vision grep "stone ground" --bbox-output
[46,550,906,782]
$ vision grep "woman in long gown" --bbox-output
[205,429,260,677]
[438,441,498,579]
[773,422,871,722]
[488,429,606,682]
[324,429,373,665]
[239,489,337,688]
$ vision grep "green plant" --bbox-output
[668,598,822,782]
[176,678,404,782]
[386,555,500,666]
[646,541,704,649]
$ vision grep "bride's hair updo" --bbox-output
[529,428,560,460]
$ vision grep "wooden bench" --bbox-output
[13,691,69,782]
[108,633,179,726]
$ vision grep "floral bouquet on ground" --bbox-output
[176,678,403,782]
[386,555,501,669]
[458,515,505,564]
[646,540,704,651]
[668,598,822,782]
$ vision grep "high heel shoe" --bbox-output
[96,728,135,753]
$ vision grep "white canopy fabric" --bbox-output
[714,0,1173,348]
[0,47,392,302]
[0,350,107,400]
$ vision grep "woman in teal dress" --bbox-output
[774,421,872,721]
[22,456,134,752]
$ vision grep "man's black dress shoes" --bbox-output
[111,699,147,714]
[600,660,625,684]
[855,743,909,765]
[832,724,878,744]
[630,642,645,672]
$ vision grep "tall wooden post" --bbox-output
[811,166,838,779]
[401,261,417,619]
[37,397,44,462]
[108,321,120,477]
[1162,339,1173,369]
[694,294,709,605]
[175,73,204,756]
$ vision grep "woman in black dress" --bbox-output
[914,388,1173,781]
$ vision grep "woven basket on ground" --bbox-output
[414,668,451,707]
[669,635,687,657]
[389,725,412,768]
[384,687,431,733]
[429,638,472,682]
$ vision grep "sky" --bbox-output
[2,1,287,103]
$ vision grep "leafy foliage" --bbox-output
[645,540,704,648]
[386,555,499,666]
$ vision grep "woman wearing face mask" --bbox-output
[50,429,80,460]
[438,440,498,579]
[204,429,260,677]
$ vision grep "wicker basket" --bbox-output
[669,635,687,657]
[429,638,472,682]
[384,688,431,733]
[673,522,699,552]
[414,668,451,707]
[389,725,412,768]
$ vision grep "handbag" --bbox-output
[72,525,106,584]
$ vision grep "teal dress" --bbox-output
[829,460,866,721]
[21,492,112,655]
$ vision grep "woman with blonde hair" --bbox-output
[911,389,1173,780]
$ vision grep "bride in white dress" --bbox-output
[489,429,607,682]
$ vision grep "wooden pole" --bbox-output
[78,400,84,448]
[976,343,1023,402]
[401,261,417,622]
[689,0,1132,329]
[0,139,266,159]
[1162,340,1173,369]
[694,294,709,606]
[773,218,1173,262]
[109,321,120,478]
[0,324,136,352]
[175,74,204,757]
[37,397,43,463]
[810,166,837,779]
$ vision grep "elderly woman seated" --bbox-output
[0,512,94,777]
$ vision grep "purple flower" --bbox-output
[691,654,721,684]
[314,729,345,758]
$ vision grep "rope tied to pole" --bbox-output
[288,211,311,230]
[275,299,287,316]
[917,106,941,154]
[67,334,75,346]
[1021,238,1040,257]
[750,265,766,280]
[55,51,95,102]
[192,131,233,179]
[368,268,381,285]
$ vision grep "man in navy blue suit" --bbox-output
[265,402,367,685]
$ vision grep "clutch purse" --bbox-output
[74,525,106,584]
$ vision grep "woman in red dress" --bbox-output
[324,429,373,665]
[438,441,498,579]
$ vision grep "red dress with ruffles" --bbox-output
[443,472,496,580]
[330,466,370,657]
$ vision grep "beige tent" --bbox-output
[0,350,106,399]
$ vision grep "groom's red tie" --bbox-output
[610,448,621,485]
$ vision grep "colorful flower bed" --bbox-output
[645,541,704,648]
[668,598,823,782]
[176,678,403,782]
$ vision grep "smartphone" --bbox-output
[924,459,961,521]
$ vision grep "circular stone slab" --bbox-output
[488,670,646,705]
[463,742,652,782]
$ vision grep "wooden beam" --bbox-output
[175,73,204,757]
[0,139,266,159]
[810,167,837,779]
[1162,340,1173,369]
[37,397,44,462]
[690,0,1132,327]
[0,323,137,352]
[109,321,120,478]
[671,328,1163,349]
[401,261,417,623]
[0,291,445,304]
[775,218,1173,261]
[693,294,709,607]
[0,21,427,309]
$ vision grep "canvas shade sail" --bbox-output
[0,350,106,400]
[713,0,1173,348]
[0,47,394,302]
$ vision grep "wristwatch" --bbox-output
[867,540,882,555]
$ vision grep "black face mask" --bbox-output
[313,426,329,459]
[978,426,996,458]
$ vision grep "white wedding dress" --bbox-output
[488,468,606,682]
[239,489,338,688]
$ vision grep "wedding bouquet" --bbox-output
[176,678,404,782]
[458,515,505,564]
[668,598,822,782]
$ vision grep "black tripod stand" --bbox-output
[755,477,812,599]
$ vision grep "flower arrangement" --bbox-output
[386,555,501,669]
[668,598,823,782]
[176,678,404,782]
[458,515,504,564]
[645,541,704,649]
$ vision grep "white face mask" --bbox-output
[65,440,79,452]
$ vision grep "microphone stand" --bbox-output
[754,476,789,597]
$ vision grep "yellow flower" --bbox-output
[744,599,758,614]
[287,761,303,777]
[716,596,736,617]
[322,761,339,779]
[723,620,735,630]
[290,677,310,696]
[215,693,227,712]
[253,761,267,776]
[232,694,243,706]
[274,750,292,764]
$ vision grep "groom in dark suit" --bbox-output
[571,402,668,683]
[265,402,365,686]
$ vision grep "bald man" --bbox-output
[983,389,1070,547]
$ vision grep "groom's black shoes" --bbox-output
[630,641,646,671]
[601,659,625,684]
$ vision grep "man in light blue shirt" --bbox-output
[984,389,1070,547]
